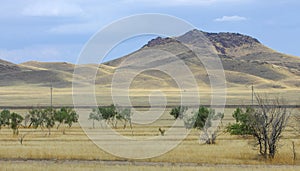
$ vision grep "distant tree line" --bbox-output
[89,104,132,130]
[0,107,78,136]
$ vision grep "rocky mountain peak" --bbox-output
[178,29,261,55]
[204,32,260,53]
[143,37,179,48]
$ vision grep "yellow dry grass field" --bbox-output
[0,85,299,106]
[0,84,299,170]
[0,108,300,170]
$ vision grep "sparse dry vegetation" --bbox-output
[0,86,299,170]
[0,106,299,170]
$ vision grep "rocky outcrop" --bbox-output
[0,59,21,73]
[143,37,179,48]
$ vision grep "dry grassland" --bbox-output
[0,86,299,170]
[0,108,299,170]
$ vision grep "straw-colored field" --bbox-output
[0,85,299,106]
[0,83,299,170]
[0,108,300,170]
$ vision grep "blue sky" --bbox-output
[0,0,299,64]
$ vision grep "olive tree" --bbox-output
[98,104,117,128]
[183,106,224,144]
[54,107,78,134]
[54,108,67,129]
[170,106,188,119]
[57,107,78,128]
[10,112,24,135]
[0,110,24,135]
[28,108,55,135]
[89,108,104,128]
[198,108,224,144]
[0,109,11,129]
[28,108,45,129]
[43,108,55,135]
[115,106,132,129]
[90,105,133,129]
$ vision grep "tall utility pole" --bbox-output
[50,83,53,108]
[251,83,254,106]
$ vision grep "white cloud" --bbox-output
[214,15,247,22]
[22,1,84,17]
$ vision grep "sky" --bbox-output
[0,0,300,64]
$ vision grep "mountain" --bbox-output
[104,29,300,89]
[180,30,300,88]
[1,29,300,90]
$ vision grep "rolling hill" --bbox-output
[104,29,300,89]
[1,29,300,90]
[0,59,22,73]
[0,60,73,87]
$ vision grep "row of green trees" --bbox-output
[89,104,132,129]
[0,107,78,136]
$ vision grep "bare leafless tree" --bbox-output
[248,94,290,159]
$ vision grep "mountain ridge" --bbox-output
[1,29,300,89]
[103,29,300,89]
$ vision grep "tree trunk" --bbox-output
[258,138,263,156]
[57,123,61,129]
[268,143,276,159]
[292,141,296,161]
[123,119,127,129]
[211,132,217,144]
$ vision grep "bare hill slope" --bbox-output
[1,29,300,90]
[103,29,300,89]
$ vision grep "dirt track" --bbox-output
[1,158,300,170]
